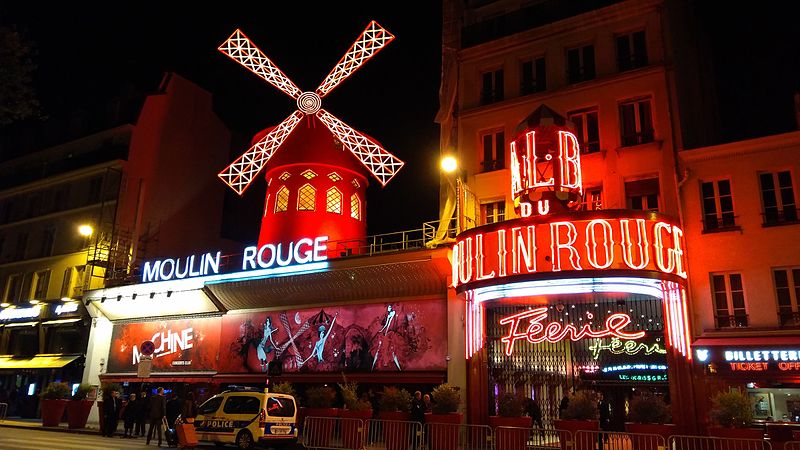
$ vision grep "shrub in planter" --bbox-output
[490,393,532,450]
[379,387,413,450]
[338,381,371,449]
[301,386,338,448]
[67,383,95,429]
[270,381,297,398]
[625,394,676,449]
[708,390,763,439]
[40,382,70,427]
[426,384,462,450]
[554,391,599,450]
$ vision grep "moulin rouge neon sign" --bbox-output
[499,307,645,356]
[452,213,687,290]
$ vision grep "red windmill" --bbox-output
[218,22,404,252]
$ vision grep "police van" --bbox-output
[187,387,297,449]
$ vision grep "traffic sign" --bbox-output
[140,340,156,356]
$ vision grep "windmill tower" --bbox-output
[218,22,404,253]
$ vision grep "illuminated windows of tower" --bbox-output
[326,187,342,214]
[275,186,289,213]
[351,194,361,220]
[298,184,316,211]
[301,169,318,179]
[278,172,291,181]
[328,172,342,182]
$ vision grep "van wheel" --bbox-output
[236,430,254,449]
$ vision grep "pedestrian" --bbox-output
[123,393,137,438]
[146,387,167,446]
[410,391,425,450]
[598,392,612,450]
[558,390,571,418]
[102,390,122,437]
[166,392,181,429]
[181,392,198,423]
[135,390,148,437]
[423,394,432,413]
[524,397,544,438]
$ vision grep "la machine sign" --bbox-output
[452,211,687,291]
[142,236,329,283]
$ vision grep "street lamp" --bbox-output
[441,155,458,174]
[78,224,93,237]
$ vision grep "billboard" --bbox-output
[219,300,447,374]
[107,317,221,373]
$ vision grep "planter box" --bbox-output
[708,426,765,440]
[490,416,532,450]
[554,419,599,450]
[425,413,462,450]
[625,423,677,450]
[41,399,68,427]
[340,409,371,449]
[67,400,95,429]
[379,411,413,450]
[300,407,340,448]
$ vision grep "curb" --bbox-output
[0,422,101,436]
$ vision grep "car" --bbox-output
[187,386,297,449]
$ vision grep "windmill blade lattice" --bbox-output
[217,21,404,195]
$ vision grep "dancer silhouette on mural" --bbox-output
[302,312,338,365]
[378,304,396,334]
[257,317,279,372]
[371,338,402,371]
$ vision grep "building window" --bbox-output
[326,188,342,214]
[480,68,504,105]
[701,180,736,231]
[297,184,316,211]
[328,172,342,182]
[33,270,50,301]
[616,30,648,71]
[759,171,797,225]
[88,177,103,204]
[520,57,546,95]
[568,108,600,154]
[53,185,70,212]
[40,227,56,258]
[278,172,291,181]
[567,45,595,84]
[351,179,360,189]
[480,130,505,172]
[774,268,800,327]
[625,178,660,211]
[274,186,289,213]
[301,170,318,179]
[60,268,75,298]
[5,274,24,303]
[14,232,28,261]
[350,194,361,220]
[712,273,748,328]
[481,201,505,225]
[619,97,654,147]
[580,187,603,211]
[26,193,42,218]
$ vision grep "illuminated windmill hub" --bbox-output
[218,20,404,251]
[297,92,321,114]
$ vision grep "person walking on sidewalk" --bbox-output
[122,393,138,438]
[135,390,148,437]
[146,387,167,446]
[102,390,122,437]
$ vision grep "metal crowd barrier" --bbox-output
[0,403,7,421]
[669,435,772,450]
[302,416,368,450]
[783,442,800,450]
[422,423,493,450]
[495,426,564,450]
[365,418,423,450]
[574,430,666,450]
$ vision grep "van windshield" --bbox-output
[266,396,295,418]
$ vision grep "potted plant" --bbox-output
[300,385,338,447]
[489,393,532,450]
[425,383,462,450]
[67,383,95,429]
[97,382,121,433]
[40,382,70,427]
[554,391,599,450]
[707,390,763,439]
[625,394,676,449]
[379,387,413,450]
[339,380,371,449]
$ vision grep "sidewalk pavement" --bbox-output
[0,417,102,436]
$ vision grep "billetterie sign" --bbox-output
[142,236,329,283]
[452,211,687,290]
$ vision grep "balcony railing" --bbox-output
[763,207,799,226]
[621,129,655,147]
[715,314,749,329]
[567,66,595,84]
[779,310,800,328]
[479,89,503,105]
[520,80,545,96]
[480,159,505,172]
[702,215,739,233]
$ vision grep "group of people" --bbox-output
[101,387,198,446]
[410,390,434,423]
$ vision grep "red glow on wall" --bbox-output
[498,307,645,356]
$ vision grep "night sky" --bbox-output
[2,2,799,237]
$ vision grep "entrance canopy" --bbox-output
[0,354,81,369]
